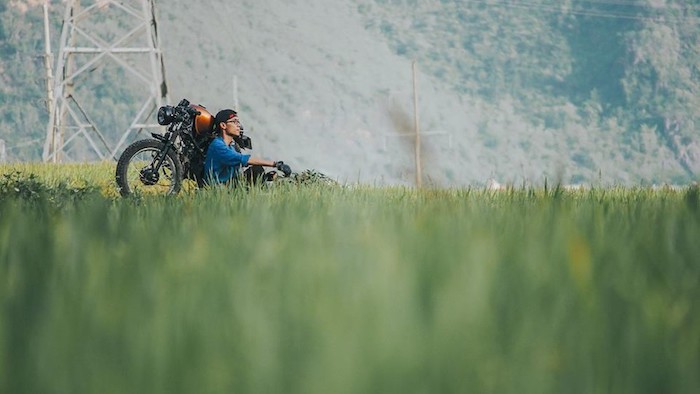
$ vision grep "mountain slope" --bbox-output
[1,0,698,185]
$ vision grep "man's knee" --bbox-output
[244,165,266,184]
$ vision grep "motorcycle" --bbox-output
[115,98,286,196]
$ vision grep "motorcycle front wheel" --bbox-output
[115,139,183,197]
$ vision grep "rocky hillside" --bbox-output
[1,0,698,186]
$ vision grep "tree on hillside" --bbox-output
[620,1,700,173]
[0,3,47,161]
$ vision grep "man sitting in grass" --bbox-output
[204,109,291,186]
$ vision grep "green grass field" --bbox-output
[1,164,699,393]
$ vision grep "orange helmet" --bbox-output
[190,104,214,135]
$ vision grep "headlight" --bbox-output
[157,105,176,125]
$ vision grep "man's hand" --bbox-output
[274,161,292,177]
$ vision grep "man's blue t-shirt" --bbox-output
[204,136,251,184]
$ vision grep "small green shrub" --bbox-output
[0,171,100,206]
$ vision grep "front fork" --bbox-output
[150,128,179,173]
[136,129,178,186]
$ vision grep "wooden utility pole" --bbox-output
[412,60,422,188]
[233,75,239,112]
[0,139,6,163]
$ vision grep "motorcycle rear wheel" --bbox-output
[115,139,183,197]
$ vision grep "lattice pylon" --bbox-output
[43,0,169,162]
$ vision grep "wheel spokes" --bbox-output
[127,148,177,195]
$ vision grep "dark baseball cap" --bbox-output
[214,109,238,124]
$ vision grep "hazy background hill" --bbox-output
[1,0,698,186]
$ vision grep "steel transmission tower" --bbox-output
[43,0,169,162]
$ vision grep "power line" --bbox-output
[573,0,700,11]
[459,0,700,23]
[460,0,700,12]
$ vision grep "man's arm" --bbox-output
[246,158,292,176]
[247,157,275,167]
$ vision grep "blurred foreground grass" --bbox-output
[1,164,699,393]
